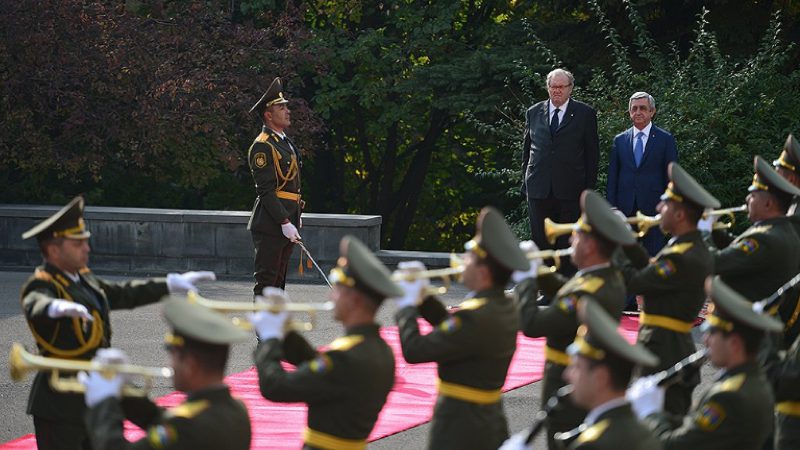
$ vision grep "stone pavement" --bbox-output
[0,270,713,448]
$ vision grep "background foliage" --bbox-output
[2,0,799,250]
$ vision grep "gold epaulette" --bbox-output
[662,242,694,255]
[568,276,604,294]
[718,373,746,392]
[458,298,487,311]
[78,267,91,275]
[328,335,365,352]
[740,225,773,238]
[255,132,270,143]
[33,269,54,282]
[575,419,610,444]
[168,400,210,419]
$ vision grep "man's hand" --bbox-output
[626,375,665,419]
[47,300,93,321]
[247,289,291,341]
[392,261,429,309]
[78,349,129,407]
[281,222,301,242]
[166,271,216,294]
[512,240,538,283]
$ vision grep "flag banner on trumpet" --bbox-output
[1,318,641,449]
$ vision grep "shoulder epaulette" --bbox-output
[575,419,610,444]
[576,276,605,294]
[78,267,91,275]
[740,225,773,238]
[168,399,210,419]
[327,335,365,352]
[33,269,54,282]
[662,242,694,255]
[255,132,270,143]
[718,373,746,392]
[458,298,487,311]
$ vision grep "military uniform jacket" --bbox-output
[85,385,250,450]
[395,287,519,450]
[646,361,774,450]
[563,403,662,450]
[254,323,394,448]
[247,126,302,233]
[621,230,712,375]
[20,263,168,423]
[711,216,800,302]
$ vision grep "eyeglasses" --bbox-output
[548,84,572,90]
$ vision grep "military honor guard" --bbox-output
[249,235,400,450]
[770,332,800,450]
[247,77,303,294]
[710,155,800,303]
[19,196,214,450]
[628,277,782,450]
[618,162,719,415]
[80,298,252,450]
[391,207,529,450]
[515,190,635,450]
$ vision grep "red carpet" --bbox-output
[1,317,640,449]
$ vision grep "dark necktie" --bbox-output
[634,131,645,167]
[550,108,560,135]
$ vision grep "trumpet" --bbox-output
[527,248,574,271]
[391,253,465,296]
[544,218,575,245]
[186,292,333,332]
[626,211,662,237]
[703,205,747,229]
[9,343,172,397]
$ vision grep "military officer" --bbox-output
[249,235,401,450]
[629,277,782,450]
[618,162,719,415]
[19,196,215,450]
[710,156,800,303]
[770,332,800,450]
[247,77,303,295]
[771,134,800,347]
[391,206,529,450]
[80,298,252,449]
[515,190,636,450]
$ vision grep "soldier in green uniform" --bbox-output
[629,276,782,450]
[391,206,529,450]
[514,190,636,450]
[710,156,800,303]
[80,298,252,450]
[249,235,401,450]
[770,332,800,450]
[247,77,303,294]
[19,196,215,450]
[771,133,800,347]
[618,162,720,415]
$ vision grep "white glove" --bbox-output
[247,291,290,340]
[697,214,714,232]
[166,271,216,294]
[78,352,125,408]
[281,221,301,242]
[512,240,538,283]
[93,348,129,365]
[498,431,532,450]
[392,261,429,309]
[47,300,93,321]
[626,375,665,419]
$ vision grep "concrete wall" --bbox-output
[0,204,450,282]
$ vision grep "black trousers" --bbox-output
[34,416,91,450]
[527,191,579,277]
[251,230,295,295]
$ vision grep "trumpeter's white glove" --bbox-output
[78,348,129,407]
[512,240,539,283]
[392,261,428,309]
[247,288,291,341]
[626,375,665,419]
[166,271,216,294]
[47,300,93,321]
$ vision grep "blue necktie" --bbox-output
[634,131,644,167]
[550,108,560,135]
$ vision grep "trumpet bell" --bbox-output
[544,218,575,245]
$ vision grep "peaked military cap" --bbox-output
[575,190,636,246]
[569,298,659,367]
[660,162,721,209]
[749,155,800,197]
[249,77,289,115]
[329,235,403,300]
[464,206,529,271]
[162,297,251,346]
[21,196,91,241]
[773,134,800,175]
[705,276,783,333]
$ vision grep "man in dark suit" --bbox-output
[606,92,678,257]
[247,77,303,295]
[521,68,600,273]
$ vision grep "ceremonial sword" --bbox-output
[297,240,332,289]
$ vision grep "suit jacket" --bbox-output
[522,99,600,200]
[247,126,302,234]
[606,124,677,216]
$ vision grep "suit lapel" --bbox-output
[623,128,635,167]
[556,100,575,133]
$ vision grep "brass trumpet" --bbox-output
[543,218,575,245]
[526,248,574,269]
[186,292,332,332]
[391,253,465,296]
[9,343,172,397]
[626,212,662,238]
[703,205,747,229]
